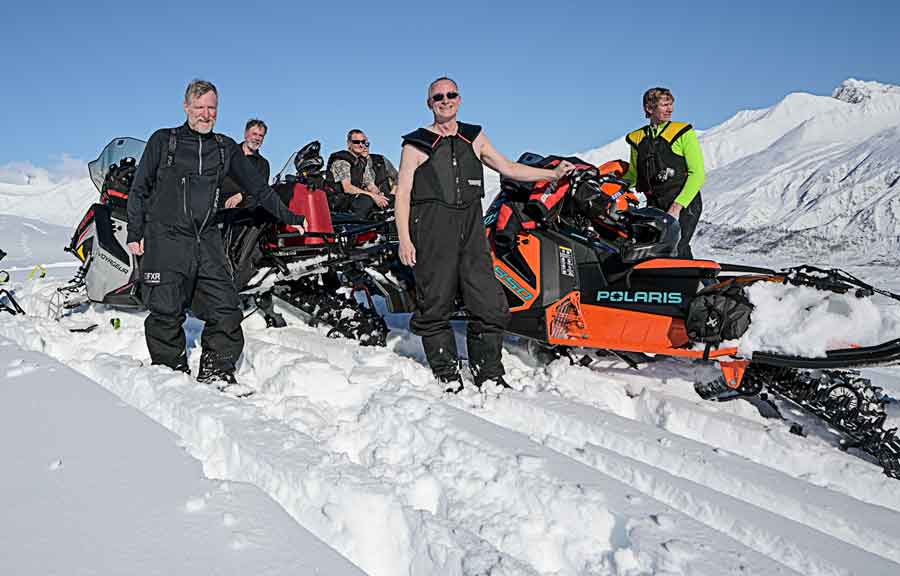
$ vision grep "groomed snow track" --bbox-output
[3,287,900,576]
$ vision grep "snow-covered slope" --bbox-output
[0,214,74,270]
[0,177,96,228]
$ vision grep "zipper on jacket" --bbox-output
[198,135,203,175]
[198,186,219,236]
[181,177,187,217]
[451,137,461,205]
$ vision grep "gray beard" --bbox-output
[190,121,215,134]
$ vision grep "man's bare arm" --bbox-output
[476,133,573,182]
[396,144,426,266]
[341,178,369,196]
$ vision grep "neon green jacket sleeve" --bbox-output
[671,129,705,207]
[623,146,638,187]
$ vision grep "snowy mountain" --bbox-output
[574,79,900,266]
[0,176,96,228]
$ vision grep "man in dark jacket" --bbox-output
[126,80,305,388]
[395,77,573,393]
[222,118,270,209]
[326,129,395,219]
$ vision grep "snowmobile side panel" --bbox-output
[538,230,580,307]
[71,204,99,255]
[493,234,541,312]
[81,205,137,304]
[91,204,129,266]
[549,303,689,350]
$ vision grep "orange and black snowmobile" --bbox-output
[485,153,900,478]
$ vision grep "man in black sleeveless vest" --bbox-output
[325,129,395,219]
[396,77,574,393]
[126,80,305,389]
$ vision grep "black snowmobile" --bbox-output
[222,140,413,345]
[55,138,413,345]
[1,248,25,315]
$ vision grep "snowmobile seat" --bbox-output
[274,177,335,247]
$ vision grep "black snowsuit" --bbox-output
[220,146,270,209]
[127,123,304,372]
[402,122,510,384]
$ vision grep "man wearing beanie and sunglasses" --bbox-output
[326,129,396,220]
[396,76,575,393]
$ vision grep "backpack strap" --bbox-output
[166,128,177,167]
[213,134,227,187]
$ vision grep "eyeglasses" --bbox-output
[430,91,459,103]
[350,139,370,147]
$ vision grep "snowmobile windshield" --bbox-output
[274,150,299,183]
[88,137,146,192]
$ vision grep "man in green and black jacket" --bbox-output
[623,87,705,258]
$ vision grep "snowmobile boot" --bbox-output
[197,367,254,397]
[479,375,513,391]
[440,374,465,394]
[197,363,238,386]
[150,358,190,375]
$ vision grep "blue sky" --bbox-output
[2,0,898,175]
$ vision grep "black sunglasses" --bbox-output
[430,91,459,103]
[350,139,370,147]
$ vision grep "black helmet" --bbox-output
[619,207,681,263]
[104,156,138,193]
[573,175,615,222]
[294,140,324,175]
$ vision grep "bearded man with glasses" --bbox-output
[325,129,397,219]
[396,76,575,393]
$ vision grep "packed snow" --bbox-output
[0,336,365,576]
[2,79,900,575]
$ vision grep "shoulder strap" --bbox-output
[213,134,227,186]
[402,128,441,155]
[456,122,482,143]
[328,150,355,165]
[214,134,226,168]
[166,128,177,167]
[625,127,645,149]
[660,122,693,145]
